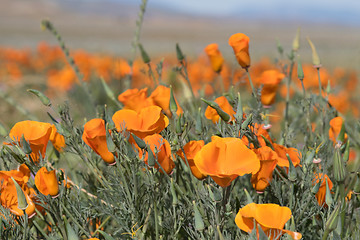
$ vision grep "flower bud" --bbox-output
[202,98,230,123]
[307,37,321,67]
[138,44,150,64]
[193,201,204,231]
[27,89,51,107]
[11,177,28,210]
[176,43,184,61]
[292,27,300,52]
[169,86,178,115]
[333,149,346,183]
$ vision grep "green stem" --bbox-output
[317,67,322,97]
[61,202,92,238]
[245,68,256,97]
[0,89,37,120]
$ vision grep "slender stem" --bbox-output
[61,202,92,238]
[154,200,159,240]
[245,68,256,97]
[284,60,295,145]
[317,67,322,97]
[181,61,196,100]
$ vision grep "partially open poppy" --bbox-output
[204,43,224,73]
[82,118,115,165]
[204,96,236,124]
[176,140,207,180]
[34,167,59,197]
[138,134,175,174]
[235,203,302,239]
[272,143,301,168]
[112,106,169,139]
[228,33,251,69]
[194,136,260,187]
[251,146,279,192]
[313,173,333,207]
[117,87,152,112]
[9,120,53,161]
[329,116,347,144]
[49,125,65,152]
[149,85,183,117]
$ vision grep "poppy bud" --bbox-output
[228,33,250,69]
[176,43,184,62]
[11,177,28,210]
[169,86,178,115]
[307,37,321,67]
[27,89,51,107]
[292,27,300,52]
[193,201,204,231]
[138,44,150,64]
[333,149,346,183]
[202,98,231,123]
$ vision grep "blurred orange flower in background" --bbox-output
[35,167,59,197]
[194,136,260,187]
[176,140,206,180]
[9,120,53,162]
[257,70,285,106]
[235,203,302,240]
[204,43,224,73]
[228,33,251,69]
[82,118,115,165]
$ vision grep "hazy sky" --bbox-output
[147,0,360,24]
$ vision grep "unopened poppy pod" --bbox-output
[82,118,115,165]
[235,203,302,239]
[228,33,251,69]
[194,136,260,187]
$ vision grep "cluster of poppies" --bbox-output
[1,121,67,218]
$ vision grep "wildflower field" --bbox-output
[0,1,359,239]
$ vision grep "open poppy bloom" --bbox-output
[313,173,333,207]
[112,106,169,139]
[176,140,207,180]
[82,118,115,165]
[204,96,236,124]
[228,33,251,69]
[329,116,347,144]
[117,87,152,112]
[49,125,66,152]
[204,43,224,73]
[235,203,302,239]
[138,134,175,174]
[251,146,279,192]
[194,136,260,187]
[257,70,285,106]
[149,85,183,117]
[9,120,53,162]
[272,143,301,168]
[35,167,59,197]
[0,164,36,217]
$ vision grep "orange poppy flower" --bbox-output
[117,87,152,112]
[204,96,236,124]
[194,136,260,187]
[228,33,251,69]
[34,167,59,197]
[82,118,115,165]
[112,106,169,139]
[313,173,333,207]
[235,203,302,240]
[138,134,175,174]
[176,140,207,180]
[0,164,30,186]
[251,146,279,192]
[329,116,347,144]
[257,70,285,106]
[272,143,301,168]
[9,120,53,161]
[0,180,36,217]
[204,43,224,73]
[49,125,65,152]
[149,85,183,117]
[241,123,273,149]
